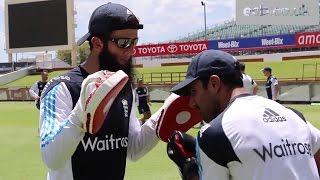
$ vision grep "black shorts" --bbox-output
[138,103,150,114]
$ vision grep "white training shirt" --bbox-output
[29,81,40,98]
[197,95,320,180]
[40,82,160,180]
[242,73,257,94]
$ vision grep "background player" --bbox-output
[29,70,48,110]
[262,66,280,102]
[135,78,151,125]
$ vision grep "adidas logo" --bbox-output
[262,108,286,123]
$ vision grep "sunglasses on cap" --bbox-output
[110,38,139,49]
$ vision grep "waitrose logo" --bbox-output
[253,139,312,162]
[81,134,128,152]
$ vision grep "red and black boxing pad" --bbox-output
[156,93,203,142]
[76,70,129,134]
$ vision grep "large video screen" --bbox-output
[5,0,74,53]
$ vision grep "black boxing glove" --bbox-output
[167,131,199,180]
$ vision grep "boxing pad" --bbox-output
[75,70,128,134]
[156,93,203,142]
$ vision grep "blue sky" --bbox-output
[0,0,235,62]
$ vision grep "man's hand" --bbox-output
[73,70,128,134]
[167,131,199,180]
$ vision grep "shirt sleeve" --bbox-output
[134,88,139,106]
[307,121,320,155]
[127,89,160,161]
[40,82,85,170]
[271,76,279,86]
[29,81,39,98]
[247,74,257,86]
[198,147,230,180]
[252,79,257,86]
[197,130,231,180]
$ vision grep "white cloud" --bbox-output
[74,0,234,43]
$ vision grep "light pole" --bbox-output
[201,1,207,41]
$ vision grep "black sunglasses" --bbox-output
[110,38,139,49]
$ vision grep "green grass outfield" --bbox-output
[135,58,320,82]
[0,101,319,180]
[1,58,320,88]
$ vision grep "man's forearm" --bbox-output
[273,85,280,99]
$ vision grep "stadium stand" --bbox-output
[176,19,320,42]
[175,1,320,42]
[135,2,320,103]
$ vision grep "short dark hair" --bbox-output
[41,69,48,75]
[262,67,272,73]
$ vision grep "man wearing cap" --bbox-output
[39,3,160,180]
[166,50,320,180]
[134,78,151,125]
[262,66,280,102]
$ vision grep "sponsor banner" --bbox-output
[295,31,320,47]
[208,34,296,50]
[133,41,208,57]
[236,0,319,25]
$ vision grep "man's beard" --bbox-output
[98,47,134,95]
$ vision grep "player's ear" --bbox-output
[209,75,220,92]
[91,36,104,52]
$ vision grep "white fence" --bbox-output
[0,66,33,86]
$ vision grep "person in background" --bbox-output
[135,78,151,125]
[29,70,48,110]
[262,66,280,103]
[239,63,258,95]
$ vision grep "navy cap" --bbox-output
[77,2,143,46]
[171,50,240,96]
